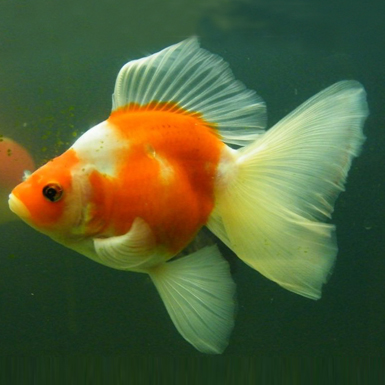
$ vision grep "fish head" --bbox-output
[8,148,91,240]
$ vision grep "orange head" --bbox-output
[8,148,89,240]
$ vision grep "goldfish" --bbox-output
[8,38,368,354]
[0,137,35,225]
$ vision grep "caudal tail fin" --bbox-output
[208,81,368,300]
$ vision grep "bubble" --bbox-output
[363,218,373,230]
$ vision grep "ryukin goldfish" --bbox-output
[8,38,368,353]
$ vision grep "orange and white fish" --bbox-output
[8,38,368,353]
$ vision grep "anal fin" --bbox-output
[149,245,236,354]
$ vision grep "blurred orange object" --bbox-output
[0,137,35,225]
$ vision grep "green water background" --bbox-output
[0,0,384,355]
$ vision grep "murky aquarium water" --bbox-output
[0,0,384,362]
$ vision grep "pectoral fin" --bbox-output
[93,217,167,271]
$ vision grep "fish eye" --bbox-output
[42,183,63,202]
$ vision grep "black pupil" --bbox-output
[46,188,57,200]
[43,184,62,202]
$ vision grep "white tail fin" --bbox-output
[148,245,236,354]
[208,81,368,300]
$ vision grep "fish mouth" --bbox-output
[8,193,31,220]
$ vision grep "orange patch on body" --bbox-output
[96,102,224,254]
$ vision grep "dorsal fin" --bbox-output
[112,37,266,146]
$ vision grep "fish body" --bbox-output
[8,38,368,353]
